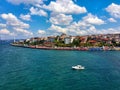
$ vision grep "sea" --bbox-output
[0,41,120,90]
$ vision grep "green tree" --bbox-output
[72,39,80,46]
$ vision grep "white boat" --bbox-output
[72,65,85,70]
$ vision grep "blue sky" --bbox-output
[0,0,120,39]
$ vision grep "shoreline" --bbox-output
[11,44,120,51]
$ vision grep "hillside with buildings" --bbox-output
[13,33,120,48]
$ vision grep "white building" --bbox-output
[64,37,71,44]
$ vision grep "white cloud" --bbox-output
[108,18,117,22]
[48,20,120,36]
[43,0,87,14]
[106,3,120,18]
[48,24,67,33]
[7,0,43,5]
[67,23,120,35]
[83,13,105,25]
[0,23,6,28]
[38,30,46,34]
[20,14,31,21]
[50,14,73,25]
[30,7,48,17]
[87,26,97,34]
[60,13,105,35]
[47,13,110,36]
[13,28,33,36]
[0,13,33,37]
[1,13,29,29]
[0,29,11,35]
[98,27,120,34]
[77,21,91,28]
[66,22,97,35]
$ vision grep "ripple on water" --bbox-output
[0,44,120,90]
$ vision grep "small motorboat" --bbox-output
[72,65,85,70]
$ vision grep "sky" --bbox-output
[0,0,120,39]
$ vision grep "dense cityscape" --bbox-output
[12,33,120,51]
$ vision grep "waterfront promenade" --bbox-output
[11,44,120,51]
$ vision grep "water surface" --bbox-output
[0,42,120,90]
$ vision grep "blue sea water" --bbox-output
[0,41,120,90]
